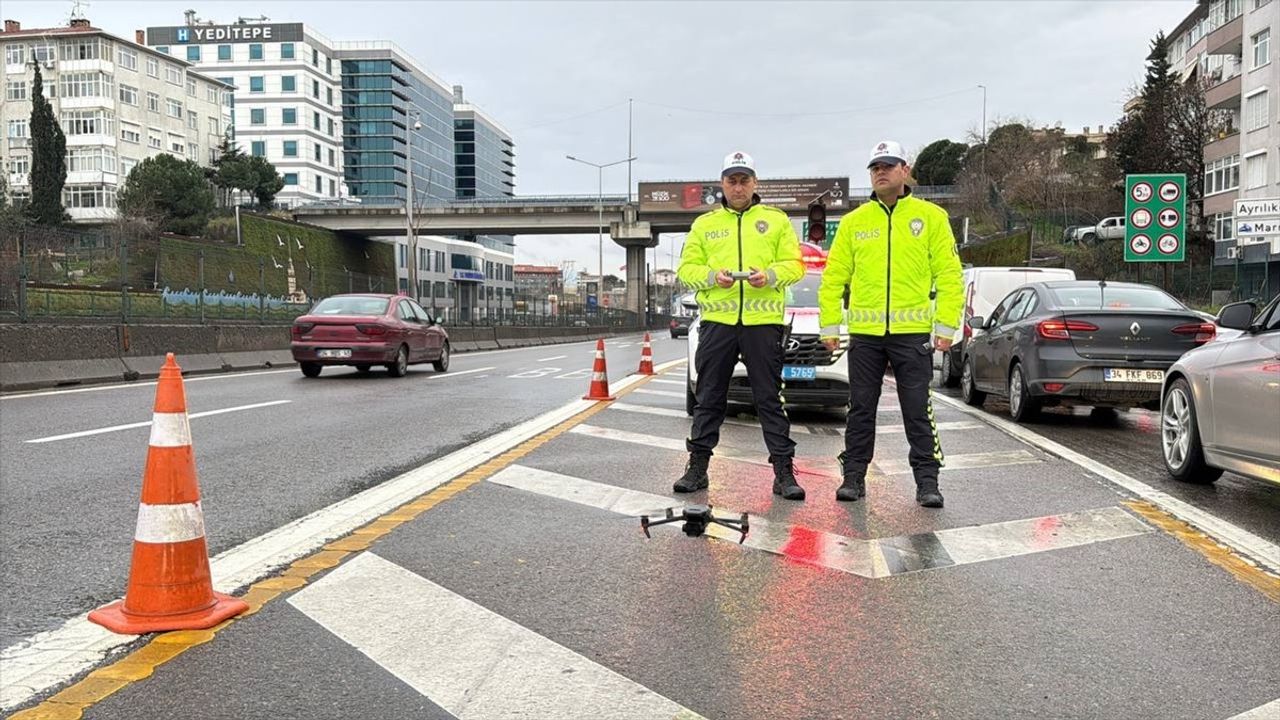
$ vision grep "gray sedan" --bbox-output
[1160,294,1280,487]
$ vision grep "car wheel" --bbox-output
[355,364,371,373]
[1008,363,1040,422]
[940,349,961,388]
[1082,232,1096,244]
[432,343,450,372]
[960,356,986,407]
[671,330,679,339]
[1161,378,1223,484]
[387,345,409,378]
[300,362,322,378]
[686,374,697,417]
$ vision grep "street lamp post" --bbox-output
[406,111,423,301]
[977,84,987,182]
[566,154,635,314]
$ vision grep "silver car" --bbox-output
[1161,294,1280,486]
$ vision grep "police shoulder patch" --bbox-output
[755,220,769,234]
[910,218,925,237]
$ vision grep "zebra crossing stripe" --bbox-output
[289,553,705,720]
[486,465,1151,579]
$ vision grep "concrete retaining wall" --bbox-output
[0,323,642,392]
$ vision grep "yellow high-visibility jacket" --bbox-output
[819,189,963,339]
[677,197,805,326]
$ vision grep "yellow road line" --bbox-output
[1123,500,1280,604]
[9,383,640,719]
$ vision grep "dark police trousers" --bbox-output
[842,333,943,483]
[687,321,796,462]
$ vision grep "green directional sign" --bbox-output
[1125,173,1185,262]
[801,221,839,250]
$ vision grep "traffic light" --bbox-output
[807,201,826,245]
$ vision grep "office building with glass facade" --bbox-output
[145,16,343,208]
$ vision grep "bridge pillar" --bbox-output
[610,221,655,316]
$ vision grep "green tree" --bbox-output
[912,139,969,186]
[1107,32,1178,175]
[211,136,285,209]
[245,155,285,208]
[118,154,215,235]
[27,63,66,225]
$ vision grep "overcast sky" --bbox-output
[9,0,1193,277]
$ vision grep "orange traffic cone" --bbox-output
[89,353,248,634]
[582,338,617,401]
[637,332,655,375]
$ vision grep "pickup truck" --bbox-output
[1067,216,1125,244]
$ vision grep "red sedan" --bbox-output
[290,294,449,378]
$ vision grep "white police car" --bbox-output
[685,253,850,415]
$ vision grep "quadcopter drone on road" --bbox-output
[640,505,749,544]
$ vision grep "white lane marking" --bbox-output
[488,465,1150,580]
[928,391,1280,572]
[536,355,567,362]
[632,388,685,399]
[0,358,687,712]
[1231,698,1280,719]
[874,450,1041,476]
[24,400,292,444]
[508,367,561,379]
[553,369,591,380]
[425,366,493,380]
[875,421,982,434]
[649,378,685,386]
[606,403,977,437]
[134,502,205,543]
[289,553,703,720]
[610,402,687,419]
[147,412,192,448]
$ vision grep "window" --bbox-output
[120,157,137,178]
[328,148,336,166]
[282,108,297,125]
[315,176,322,193]
[188,111,199,130]
[8,119,28,139]
[117,47,137,71]
[326,57,333,75]
[62,110,114,136]
[283,140,298,157]
[206,84,217,104]
[281,43,295,60]
[118,83,137,105]
[1245,152,1268,188]
[148,129,163,149]
[62,39,107,61]
[326,87,333,106]
[250,76,264,93]
[250,108,265,125]
[170,137,185,154]
[59,72,112,99]
[329,179,336,196]
[188,142,199,159]
[1245,89,1269,131]
[1205,154,1241,195]
[312,79,320,98]
[165,64,183,86]
[186,46,200,62]
[5,45,25,66]
[186,78,197,97]
[1257,0,1272,8]
[166,98,183,119]
[217,44,231,61]
[312,48,319,66]
[313,111,321,130]
[1253,28,1270,69]
[249,43,263,61]
[327,118,335,136]
[208,117,219,136]
[120,124,141,144]
[10,155,30,175]
[146,91,160,113]
[282,75,296,93]
[399,244,407,268]
[62,184,116,209]
[67,147,116,173]
[156,46,170,55]
[314,143,321,161]
[283,172,298,185]
[5,80,26,101]
[251,141,266,157]
[146,57,159,78]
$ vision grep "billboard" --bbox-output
[638,178,850,214]
[146,23,305,45]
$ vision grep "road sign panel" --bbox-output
[1126,174,1184,262]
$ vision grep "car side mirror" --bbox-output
[967,316,986,330]
[1216,301,1256,331]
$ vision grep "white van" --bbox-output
[937,266,1076,386]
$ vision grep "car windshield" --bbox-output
[1048,285,1184,311]
[310,296,389,316]
[784,273,823,308]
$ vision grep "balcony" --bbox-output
[1205,73,1242,110]
[1205,13,1243,56]
[1204,129,1241,162]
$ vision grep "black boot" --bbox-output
[673,453,710,493]
[836,452,865,502]
[771,457,805,501]
[915,477,944,508]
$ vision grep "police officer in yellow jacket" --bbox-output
[818,141,963,507]
[675,152,807,500]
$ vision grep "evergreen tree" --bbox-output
[27,63,66,225]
